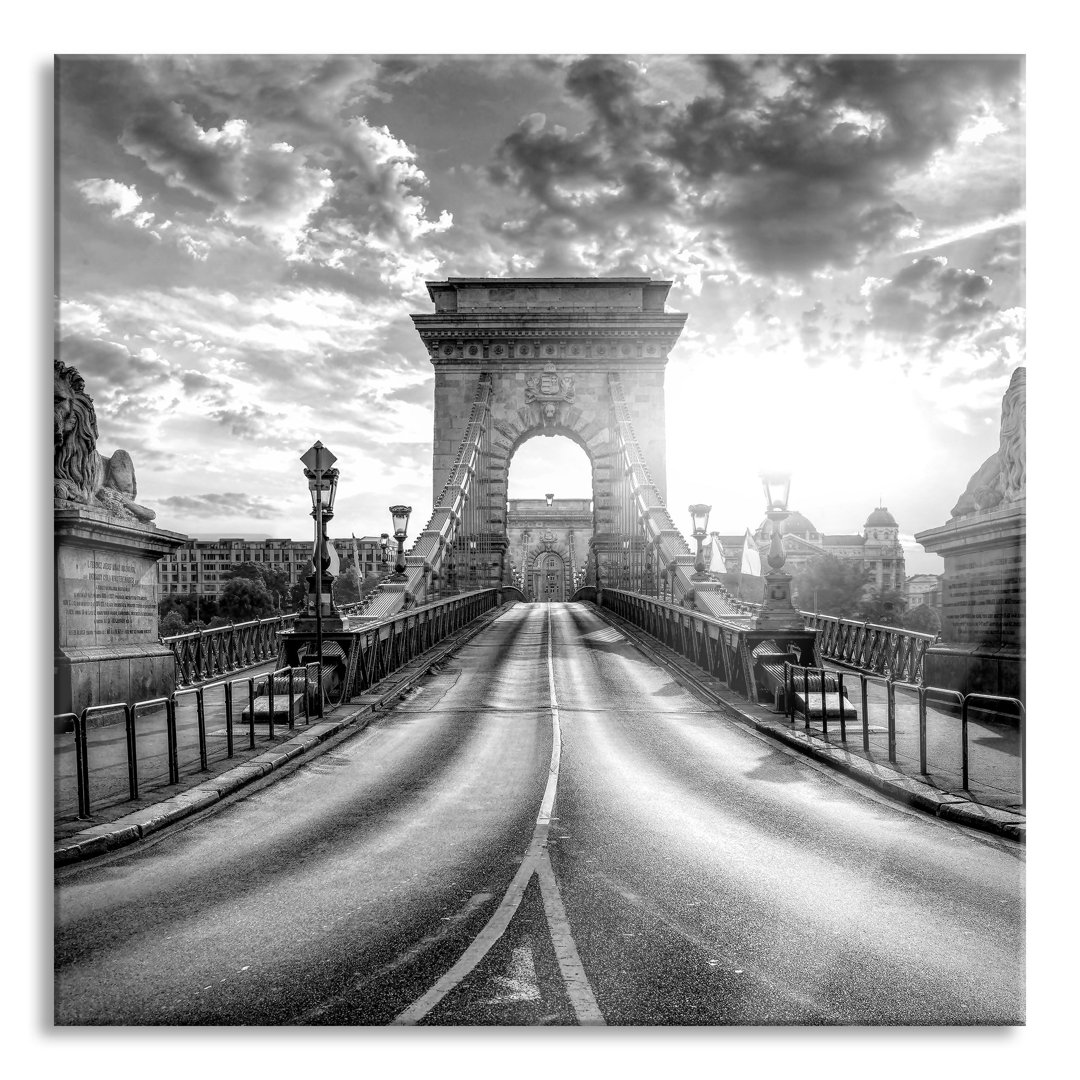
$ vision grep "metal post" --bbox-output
[288,667,296,730]
[196,688,208,771]
[918,686,928,775]
[166,698,179,785]
[267,674,276,740]
[247,678,256,749]
[124,703,138,800]
[887,679,896,764]
[861,675,870,752]
[225,680,235,759]
[961,696,970,791]
[75,710,91,819]
[837,672,846,742]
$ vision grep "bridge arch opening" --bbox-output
[506,432,594,600]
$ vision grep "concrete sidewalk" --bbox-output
[54,604,511,866]
[601,611,1026,843]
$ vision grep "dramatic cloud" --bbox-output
[120,105,334,253]
[488,54,1022,279]
[74,177,143,218]
[859,255,1010,358]
[153,492,282,519]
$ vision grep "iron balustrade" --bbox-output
[58,593,503,821]
[338,589,502,699]
[802,612,936,684]
[162,613,299,687]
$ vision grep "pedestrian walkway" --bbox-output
[55,604,511,864]
[814,665,1023,812]
[600,610,1026,843]
[54,659,282,838]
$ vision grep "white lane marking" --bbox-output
[391,607,562,1025]
[540,606,605,1025]
[391,604,604,1026]
[537,849,605,1024]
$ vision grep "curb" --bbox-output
[595,607,1026,844]
[55,601,512,867]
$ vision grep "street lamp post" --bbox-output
[755,472,804,631]
[301,440,340,719]
[689,504,712,580]
[389,505,412,582]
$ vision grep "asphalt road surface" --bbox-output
[54,602,1024,1026]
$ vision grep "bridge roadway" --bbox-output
[54,602,1024,1026]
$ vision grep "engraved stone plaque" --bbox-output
[57,546,160,649]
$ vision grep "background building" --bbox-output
[506,497,593,601]
[158,532,390,602]
[906,573,943,610]
[713,505,908,602]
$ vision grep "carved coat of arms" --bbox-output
[525,363,575,428]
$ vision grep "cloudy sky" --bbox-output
[56,52,1025,574]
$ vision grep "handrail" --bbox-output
[782,660,1023,803]
[57,590,507,821]
[162,613,298,687]
[802,612,936,684]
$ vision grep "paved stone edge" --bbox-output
[595,606,1026,844]
[55,602,512,867]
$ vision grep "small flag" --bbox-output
[709,533,726,573]
[741,529,761,576]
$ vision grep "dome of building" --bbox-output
[756,510,818,539]
[864,506,898,528]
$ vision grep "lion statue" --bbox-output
[950,366,1026,518]
[54,358,156,523]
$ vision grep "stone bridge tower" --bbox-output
[411,278,688,579]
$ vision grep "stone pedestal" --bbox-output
[915,499,1025,703]
[54,506,187,715]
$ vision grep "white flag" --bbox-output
[709,534,726,573]
[741,529,761,576]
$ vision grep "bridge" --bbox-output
[372,276,743,619]
[53,277,1025,1027]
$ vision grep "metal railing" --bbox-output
[55,663,320,821]
[802,612,936,684]
[59,590,507,822]
[161,613,299,687]
[337,588,503,699]
[782,661,1025,805]
[595,590,1024,807]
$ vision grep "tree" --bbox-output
[792,556,871,619]
[218,577,275,621]
[857,589,907,627]
[224,561,291,610]
[334,566,362,605]
[159,609,187,638]
[157,591,218,626]
[902,604,941,636]
[289,579,308,611]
